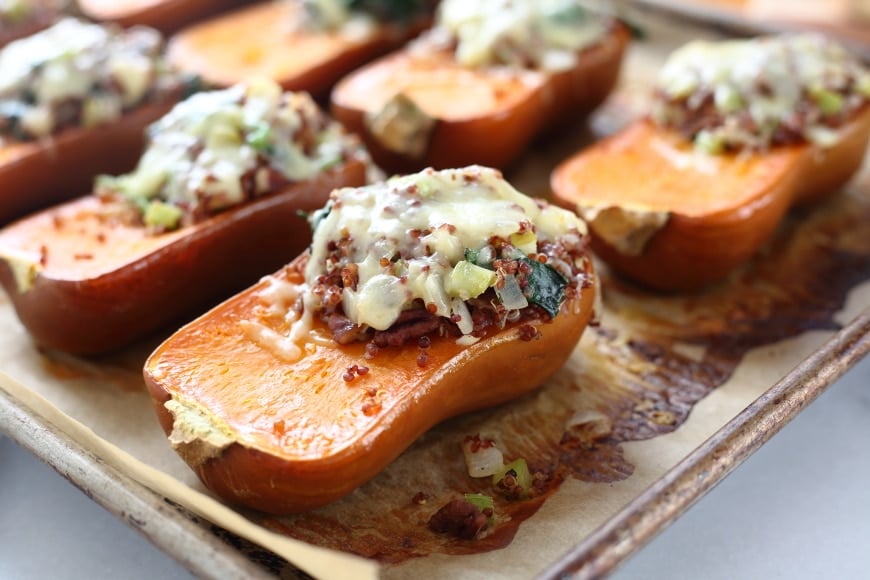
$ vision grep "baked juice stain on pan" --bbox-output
[249,186,870,562]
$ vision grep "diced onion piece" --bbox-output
[82,95,122,128]
[462,437,504,478]
[20,106,53,137]
[450,297,474,335]
[496,275,528,310]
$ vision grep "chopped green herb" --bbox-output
[348,0,430,23]
[180,73,207,99]
[623,18,646,40]
[465,246,497,268]
[308,201,332,233]
[545,1,586,24]
[520,257,567,318]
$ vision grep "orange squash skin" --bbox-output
[77,0,247,34]
[0,100,177,225]
[329,23,630,173]
[166,1,430,98]
[0,160,367,355]
[144,256,597,514]
[551,109,870,292]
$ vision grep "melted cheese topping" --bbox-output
[96,79,364,230]
[653,33,870,151]
[425,0,610,71]
[0,18,173,139]
[301,165,587,333]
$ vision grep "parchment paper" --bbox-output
[2,12,869,580]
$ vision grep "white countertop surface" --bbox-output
[1,355,868,580]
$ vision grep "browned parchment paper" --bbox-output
[2,12,869,580]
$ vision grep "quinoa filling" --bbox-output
[285,166,594,352]
[411,0,613,71]
[0,18,190,142]
[95,80,367,232]
[652,33,870,153]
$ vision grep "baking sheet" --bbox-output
[1,10,869,580]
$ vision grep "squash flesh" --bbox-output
[145,256,597,513]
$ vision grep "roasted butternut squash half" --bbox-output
[144,166,598,514]
[330,0,629,173]
[552,33,870,291]
[76,0,246,34]
[0,80,369,354]
[0,18,193,224]
[166,0,433,97]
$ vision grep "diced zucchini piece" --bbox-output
[694,129,725,155]
[463,493,495,513]
[447,260,496,299]
[492,458,533,496]
[810,87,845,116]
[144,201,183,230]
[82,95,121,128]
[714,85,743,113]
[510,230,537,255]
[246,122,273,153]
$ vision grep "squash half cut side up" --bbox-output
[551,109,870,291]
[0,160,367,355]
[167,1,429,97]
[330,23,630,173]
[144,255,597,514]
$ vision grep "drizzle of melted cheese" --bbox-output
[240,274,312,361]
